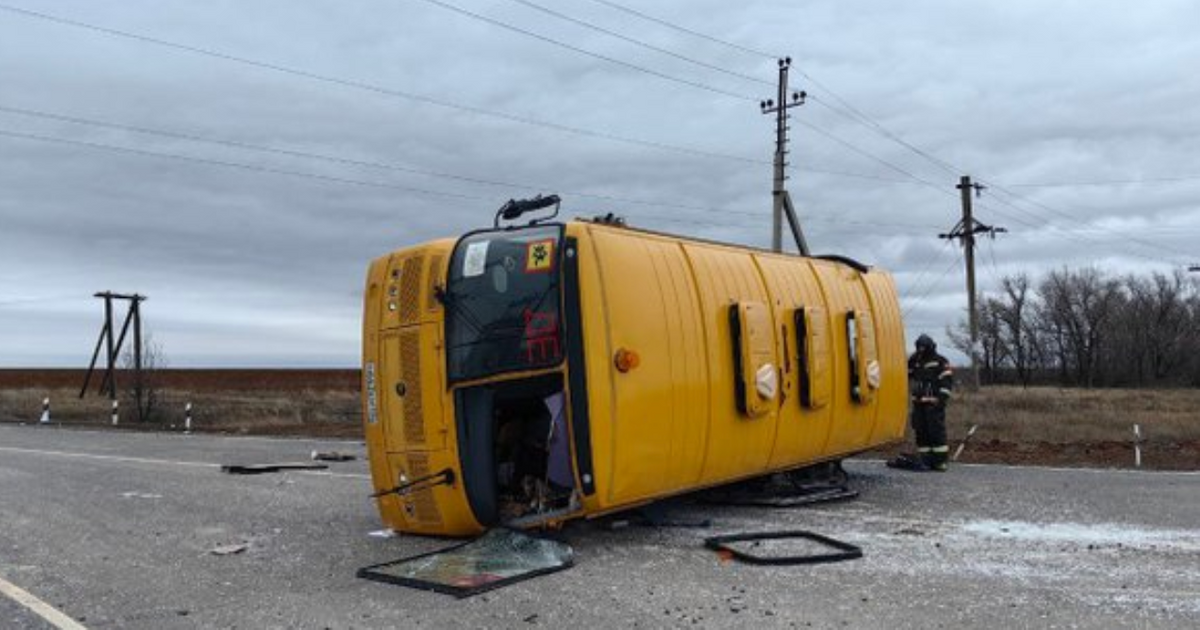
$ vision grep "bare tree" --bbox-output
[121,330,166,422]
[996,274,1036,387]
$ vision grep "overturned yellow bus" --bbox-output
[362,198,908,537]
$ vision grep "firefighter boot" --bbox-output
[886,453,929,472]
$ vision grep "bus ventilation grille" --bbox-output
[399,328,424,446]
[399,256,423,325]
[405,453,443,526]
[426,253,444,313]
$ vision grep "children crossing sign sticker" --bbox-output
[525,239,555,273]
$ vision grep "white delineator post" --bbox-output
[111,400,119,426]
[952,424,979,462]
[1133,424,1142,468]
[39,398,51,424]
[185,402,193,434]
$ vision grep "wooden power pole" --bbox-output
[80,292,148,418]
[940,176,1005,390]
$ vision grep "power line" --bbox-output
[0,2,766,166]
[1002,175,1200,188]
[979,180,1196,261]
[0,104,940,229]
[579,0,969,185]
[901,248,963,319]
[502,0,770,87]
[975,197,1186,266]
[574,2,1196,280]
[900,239,954,302]
[806,94,959,178]
[0,128,490,202]
[0,2,962,201]
[0,126,940,244]
[0,294,78,308]
[581,0,776,60]
[582,0,1195,267]
[410,0,756,101]
[794,119,939,187]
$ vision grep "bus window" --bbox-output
[846,310,878,404]
[729,301,777,418]
[445,226,564,383]
[794,307,830,409]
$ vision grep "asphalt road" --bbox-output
[1,423,1198,629]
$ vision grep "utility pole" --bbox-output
[81,292,148,419]
[760,57,809,255]
[939,176,1006,390]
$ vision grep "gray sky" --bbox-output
[1,0,1197,367]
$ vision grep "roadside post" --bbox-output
[39,398,50,424]
[185,402,193,434]
[111,400,119,426]
[1133,424,1142,468]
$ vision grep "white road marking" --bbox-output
[856,457,1200,476]
[0,446,219,469]
[0,574,89,630]
[0,446,370,479]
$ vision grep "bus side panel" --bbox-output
[812,262,880,455]
[862,271,908,444]
[589,230,707,504]
[753,256,836,468]
[362,256,395,506]
[683,244,779,482]
[572,226,616,513]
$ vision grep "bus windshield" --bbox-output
[445,225,564,383]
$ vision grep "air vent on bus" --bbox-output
[399,328,424,446]
[399,256,423,325]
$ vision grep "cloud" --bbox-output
[1,0,1196,366]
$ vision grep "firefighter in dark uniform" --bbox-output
[889,334,954,471]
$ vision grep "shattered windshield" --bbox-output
[445,225,564,383]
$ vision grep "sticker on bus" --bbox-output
[463,241,489,277]
[525,239,555,273]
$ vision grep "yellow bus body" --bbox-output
[362,220,907,537]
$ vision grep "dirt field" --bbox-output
[1,370,1197,470]
[0,369,361,438]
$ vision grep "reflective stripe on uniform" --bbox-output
[917,447,932,453]
[939,370,953,379]
[939,388,953,397]
[931,446,949,453]
[923,361,940,368]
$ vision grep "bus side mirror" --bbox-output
[495,194,561,228]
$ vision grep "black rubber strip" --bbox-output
[562,236,595,496]
[705,530,863,565]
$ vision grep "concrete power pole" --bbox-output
[760,58,810,255]
[940,176,1005,390]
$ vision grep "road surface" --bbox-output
[1,423,1197,629]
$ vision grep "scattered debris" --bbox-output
[603,502,711,530]
[119,491,163,500]
[220,463,328,475]
[311,450,357,462]
[367,529,398,539]
[358,528,573,598]
[701,466,858,507]
[210,543,249,556]
[705,530,863,565]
